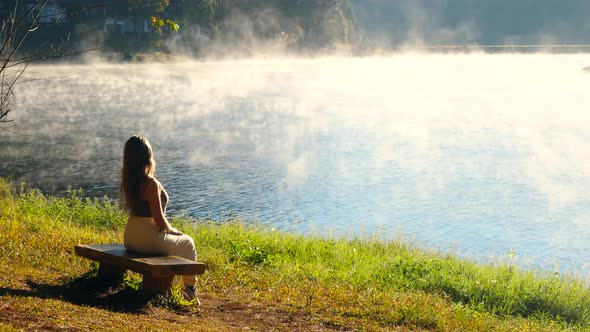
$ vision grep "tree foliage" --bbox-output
[127,0,170,14]
[151,16,179,32]
[167,0,358,47]
[168,0,217,29]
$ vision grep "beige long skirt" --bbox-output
[124,216,197,286]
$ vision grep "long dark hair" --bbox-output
[120,135,155,214]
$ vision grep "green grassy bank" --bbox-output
[1,178,589,331]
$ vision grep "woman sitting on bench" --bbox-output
[120,135,199,303]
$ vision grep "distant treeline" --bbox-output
[102,0,360,48]
[171,0,359,48]
[0,0,359,55]
[3,0,590,56]
[170,0,590,49]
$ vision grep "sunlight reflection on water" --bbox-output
[2,54,590,275]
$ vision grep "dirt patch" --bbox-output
[201,296,327,331]
[0,266,355,331]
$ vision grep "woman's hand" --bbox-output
[163,227,183,236]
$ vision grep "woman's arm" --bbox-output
[145,178,182,235]
[161,187,168,215]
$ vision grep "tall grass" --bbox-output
[192,222,590,325]
[1,177,589,331]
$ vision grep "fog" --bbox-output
[352,0,590,47]
[2,54,590,273]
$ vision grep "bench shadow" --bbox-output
[0,271,155,313]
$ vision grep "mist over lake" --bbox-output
[2,54,590,274]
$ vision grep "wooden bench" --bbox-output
[75,244,207,295]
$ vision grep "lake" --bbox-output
[2,54,590,274]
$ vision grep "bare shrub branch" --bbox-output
[1,0,49,123]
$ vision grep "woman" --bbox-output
[120,135,199,303]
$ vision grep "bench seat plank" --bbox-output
[75,244,207,278]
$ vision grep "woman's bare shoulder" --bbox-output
[144,176,161,193]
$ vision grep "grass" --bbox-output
[1,177,590,331]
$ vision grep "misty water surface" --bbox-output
[2,54,590,274]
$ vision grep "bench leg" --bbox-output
[97,263,126,280]
[142,275,174,295]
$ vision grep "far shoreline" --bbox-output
[20,44,590,66]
